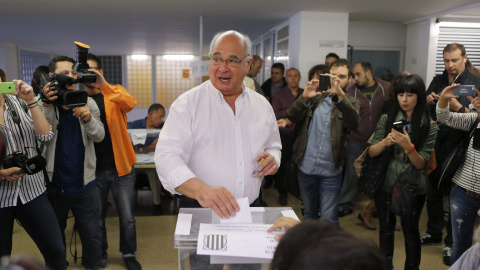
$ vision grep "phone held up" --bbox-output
[0,82,16,94]
[454,85,475,96]
[316,75,331,92]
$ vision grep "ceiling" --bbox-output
[1,0,480,56]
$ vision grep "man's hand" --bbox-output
[254,152,278,177]
[73,106,92,123]
[267,217,300,241]
[323,74,345,100]
[42,82,58,107]
[302,79,321,102]
[277,118,292,129]
[85,69,107,89]
[427,92,439,105]
[197,186,240,219]
[0,167,24,181]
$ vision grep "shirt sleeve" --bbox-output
[154,96,196,195]
[436,103,477,131]
[264,103,282,167]
[368,114,387,145]
[100,83,137,113]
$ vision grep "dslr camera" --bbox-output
[40,41,97,108]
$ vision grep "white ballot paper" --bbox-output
[216,197,252,224]
[197,223,284,259]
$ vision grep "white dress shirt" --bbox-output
[155,80,281,204]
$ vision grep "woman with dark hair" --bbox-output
[0,68,67,269]
[368,74,437,269]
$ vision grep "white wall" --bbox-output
[404,19,437,83]
[0,43,20,80]
[348,21,406,49]
[289,11,349,87]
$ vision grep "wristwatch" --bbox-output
[458,106,466,113]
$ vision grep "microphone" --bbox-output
[23,155,47,175]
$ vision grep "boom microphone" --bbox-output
[23,155,47,175]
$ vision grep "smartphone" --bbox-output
[393,121,404,132]
[316,75,331,92]
[0,82,16,94]
[454,85,475,96]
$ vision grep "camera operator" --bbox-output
[0,68,67,270]
[42,56,105,269]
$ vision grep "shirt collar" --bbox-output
[208,80,247,103]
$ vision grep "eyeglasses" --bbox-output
[209,55,250,67]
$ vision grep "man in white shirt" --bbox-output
[155,30,281,219]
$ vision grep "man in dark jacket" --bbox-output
[285,59,360,227]
[422,42,480,266]
[338,61,390,219]
[261,63,287,102]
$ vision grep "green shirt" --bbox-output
[368,113,437,195]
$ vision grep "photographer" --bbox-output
[0,68,67,270]
[42,56,105,269]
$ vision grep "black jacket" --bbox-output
[261,78,287,101]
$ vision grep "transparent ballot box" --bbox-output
[174,207,294,270]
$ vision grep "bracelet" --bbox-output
[28,104,38,109]
[27,100,38,107]
[405,144,415,154]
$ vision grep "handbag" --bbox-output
[356,147,392,197]
[391,175,418,217]
[431,119,479,194]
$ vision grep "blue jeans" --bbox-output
[96,166,137,256]
[54,186,103,268]
[0,193,67,270]
[339,140,366,212]
[297,170,342,226]
[450,184,480,265]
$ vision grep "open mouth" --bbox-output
[219,77,231,82]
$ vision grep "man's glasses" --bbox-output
[209,55,250,67]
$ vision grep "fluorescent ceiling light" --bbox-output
[131,55,148,60]
[163,55,194,60]
[438,21,480,28]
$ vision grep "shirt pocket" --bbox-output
[249,125,271,156]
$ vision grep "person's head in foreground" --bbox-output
[270,220,389,270]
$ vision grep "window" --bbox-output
[126,55,152,108]
[19,49,51,83]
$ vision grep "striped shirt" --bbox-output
[436,104,480,193]
[0,96,53,208]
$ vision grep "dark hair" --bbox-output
[271,63,285,74]
[331,59,352,77]
[148,103,165,114]
[443,43,466,56]
[87,53,102,70]
[356,60,372,73]
[307,64,329,81]
[271,221,388,270]
[325,53,340,60]
[385,74,430,150]
[31,65,49,95]
[0,68,7,82]
[48,56,75,73]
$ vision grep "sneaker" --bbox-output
[123,255,142,270]
[443,246,452,266]
[420,233,442,246]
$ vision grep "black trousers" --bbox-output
[374,190,426,270]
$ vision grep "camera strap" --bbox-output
[4,95,30,153]
[0,125,6,161]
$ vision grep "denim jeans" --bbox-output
[374,190,425,270]
[425,184,452,246]
[449,184,480,265]
[96,166,137,256]
[339,140,366,212]
[297,170,342,226]
[54,186,103,268]
[0,193,67,270]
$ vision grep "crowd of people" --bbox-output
[2,29,480,270]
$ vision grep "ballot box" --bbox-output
[174,207,296,270]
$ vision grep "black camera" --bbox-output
[40,41,96,108]
[3,151,47,175]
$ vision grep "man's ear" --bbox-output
[99,69,104,76]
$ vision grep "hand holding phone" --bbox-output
[393,121,404,133]
[0,82,16,94]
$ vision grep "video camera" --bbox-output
[40,41,97,108]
